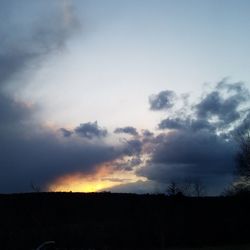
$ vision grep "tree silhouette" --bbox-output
[167,179,206,197]
[192,179,206,197]
[30,181,41,192]
[227,127,250,195]
[235,129,250,179]
[166,181,180,196]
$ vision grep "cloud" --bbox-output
[137,80,250,194]
[0,1,124,193]
[159,117,215,132]
[196,80,249,128]
[0,94,32,126]
[59,128,73,137]
[0,97,145,192]
[142,129,154,137]
[74,121,108,139]
[122,139,142,156]
[149,90,176,110]
[0,95,146,192]
[112,156,142,172]
[114,126,138,136]
[137,131,236,194]
[0,1,249,196]
[159,117,188,130]
[0,100,121,192]
[0,0,79,90]
[138,130,236,178]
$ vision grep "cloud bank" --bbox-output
[135,80,250,194]
[0,1,125,192]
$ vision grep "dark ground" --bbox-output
[0,192,249,250]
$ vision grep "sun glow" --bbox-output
[48,163,144,192]
[49,174,117,192]
[48,166,112,192]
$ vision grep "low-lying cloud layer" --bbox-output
[0,92,143,192]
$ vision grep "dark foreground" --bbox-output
[0,192,249,250]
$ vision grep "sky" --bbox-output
[0,0,250,194]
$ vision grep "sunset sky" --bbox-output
[1,0,250,194]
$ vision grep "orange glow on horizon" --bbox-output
[48,162,145,193]
[48,165,113,192]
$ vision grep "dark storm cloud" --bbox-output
[74,121,108,139]
[0,99,142,193]
[149,90,176,110]
[0,95,144,192]
[0,92,125,192]
[0,138,119,193]
[138,130,236,178]
[136,80,250,194]
[114,126,138,136]
[137,130,237,194]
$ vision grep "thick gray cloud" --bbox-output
[74,121,108,139]
[159,117,215,132]
[0,95,144,192]
[149,90,176,110]
[0,94,121,192]
[60,122,108,140]
[138,130,236,176]
[114,126,138,136]
[159,117,188,130]
[196,81,249,127]
[137,80,250,194]
[113,156,142,172]
[0,94,32,125]
[122,139,142,156]
[0,0,79,89]
[137,131,237,194]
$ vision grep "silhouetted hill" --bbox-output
[0,192,250,249]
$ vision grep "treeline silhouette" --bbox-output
[0,192,250,249]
